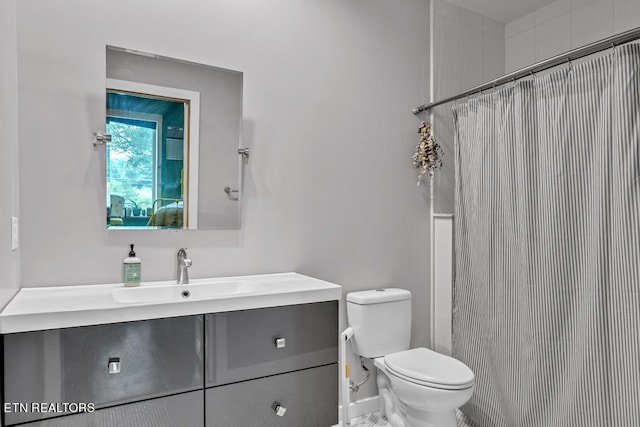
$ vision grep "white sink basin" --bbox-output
[0,272,342,334]
[112,280,265,304]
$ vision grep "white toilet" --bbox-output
[346,288,475,427]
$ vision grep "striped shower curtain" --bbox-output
[452,44,640,426]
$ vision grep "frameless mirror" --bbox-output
[105,46,243,230]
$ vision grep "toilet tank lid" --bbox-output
[346,288,411,304]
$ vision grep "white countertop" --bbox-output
[0,273,342,334]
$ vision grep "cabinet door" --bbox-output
[205,301,338,386]
[205,364,338,427]
[3,316,203,425]
[13,391,203,427]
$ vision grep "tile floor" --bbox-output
[347,409,472,426]
[348,411,390,427]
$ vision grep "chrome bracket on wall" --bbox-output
[224,186,239,200]
[93,132,112,147]
[238,148,250,158]
[224,187,239,195]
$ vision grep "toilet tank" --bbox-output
[346,288,412,358]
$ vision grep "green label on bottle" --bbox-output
[124,263,141,285]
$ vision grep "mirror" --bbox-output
[105,46,243,230]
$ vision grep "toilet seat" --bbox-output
[384,347,475,390]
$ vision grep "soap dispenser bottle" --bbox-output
[123,244,141,287]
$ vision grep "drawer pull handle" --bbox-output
[108,357,121,374]
[272,402,287,417]
[274,337,286,349]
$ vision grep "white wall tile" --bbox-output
[506,12,535,38]
[535,13,571,62]
[571,0,614,49]
[483,34,505,81]
[535,0,571,24]
[460,24,485,89]
[484,16,505,38]
[505,29,535,72]
[614,0,640,33]
[459,7,484,31]
[434,317,452,355]
[571,0,595,8]
[433,217,453,322]
[505,0,634,73]
[431,2,506,356]
[434,16,462,99]
[434,0,459,22]
[432,111,456,214]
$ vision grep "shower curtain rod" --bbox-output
[412,26,640,115]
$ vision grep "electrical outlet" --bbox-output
[11,217,18,251]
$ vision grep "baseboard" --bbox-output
[334,395,380,426]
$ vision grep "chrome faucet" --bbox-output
[177,248,192,284]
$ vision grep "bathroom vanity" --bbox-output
[0,273,340,427]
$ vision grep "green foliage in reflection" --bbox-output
[106,120,154,209]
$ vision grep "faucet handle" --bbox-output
[183,258,193,267]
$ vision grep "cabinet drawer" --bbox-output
[205,301,338,386]
[3,316,203,425]
[205,364,338,427]
[13,390,203,427]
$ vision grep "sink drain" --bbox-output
[181,290,191,298]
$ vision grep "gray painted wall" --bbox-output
[15,0,430,400]
[0,0,20,314]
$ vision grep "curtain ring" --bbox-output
[566,57,573,71]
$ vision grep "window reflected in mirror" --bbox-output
[106,81,197,229]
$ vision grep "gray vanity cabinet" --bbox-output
[205,301,338,386]
[10,391,204,427]
[205,363,337,427]
[205,301,338,426]
[3,316,203,425]
[2,301,338,427]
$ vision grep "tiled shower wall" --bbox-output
[505,0,640,73]
[430,0,506,213]
[431,0,640,357]
[429,0,505,355]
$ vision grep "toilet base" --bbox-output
[377,364,460,427]
[379,392,457,427]
[404,408,457,427]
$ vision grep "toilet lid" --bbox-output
[384,348,475,390]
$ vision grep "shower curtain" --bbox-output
[452,44,640,426]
